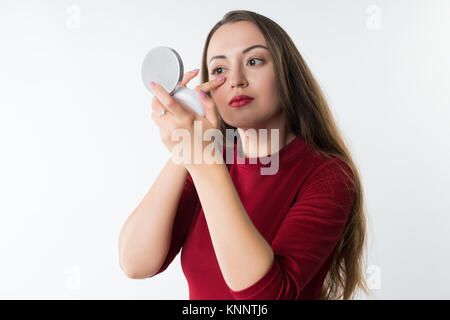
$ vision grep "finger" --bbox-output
[151,96,163,112]
[195,76,226,94]
[180,69,200,87]
[151,97,171,122]
[151,106,174,125]
[152,106,167,119]
[150,81,186,117]
[196,88,219,128]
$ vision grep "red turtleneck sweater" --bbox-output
[150,135,355,300]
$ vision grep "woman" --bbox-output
[119,10,371,300]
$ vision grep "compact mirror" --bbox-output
[141,46,205,116]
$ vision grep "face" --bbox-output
[207,21,283,132]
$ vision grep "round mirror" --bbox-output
[141,46,204,116]
[141,46,184,95]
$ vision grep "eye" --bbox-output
[210,58,265,75]
[248,58,263,66]
[211,66,225,75]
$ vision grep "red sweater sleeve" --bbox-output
[228,159,355,299]
[149,172,199,277]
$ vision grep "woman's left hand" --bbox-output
[150,76,226,167]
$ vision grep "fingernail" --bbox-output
[218,77,225,82]
[149,81,155,88]
[198,90,207,98]
[192,68,200,73]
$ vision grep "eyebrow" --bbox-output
[208,44,269,64]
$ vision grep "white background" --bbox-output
[0,0,449,299]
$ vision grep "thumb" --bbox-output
[198,89,219,128]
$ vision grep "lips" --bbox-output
[229,95,254,107]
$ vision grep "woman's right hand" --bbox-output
[151,69,199,117]
[151,69,226,129]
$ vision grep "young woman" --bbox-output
[119,10,371,300]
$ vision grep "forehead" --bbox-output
[207,21,267,59]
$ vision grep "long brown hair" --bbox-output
[199,10,373,300]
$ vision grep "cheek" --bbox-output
[210,89,226,113]
[265,76,279,99]
[211,88,226,104]
[260,72,277,92]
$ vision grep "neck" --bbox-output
[237,126,296,158]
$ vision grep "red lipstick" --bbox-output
[229,95,254,108]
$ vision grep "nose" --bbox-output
[229,66,248,88]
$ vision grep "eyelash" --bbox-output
[210,58,265,75]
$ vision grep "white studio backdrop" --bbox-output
[0,0,449,299]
